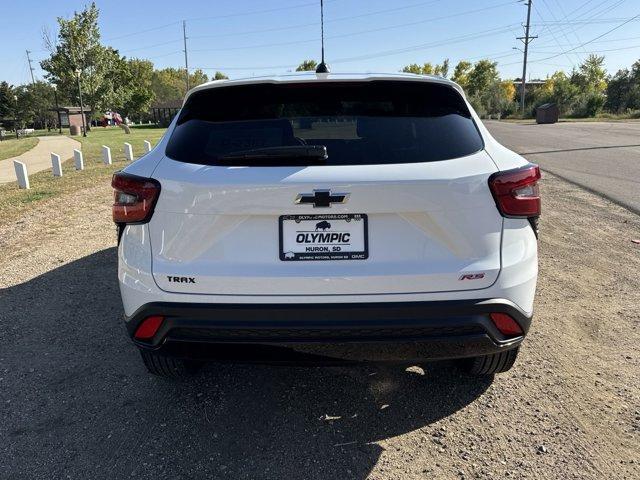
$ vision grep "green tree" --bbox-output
[151,68,184,105]
[10,81,57,129]
[41,3,99,111]
[451,60,472,89]
[40,3,136,118]
[630,60,640,110]
[151,68,209,106]
[213,71,228,80]
[296,60,318,72]
[190,69,209,87]
[401,59,448,77]
[121,58,154,119]
[531,71,580,117]
[574,54,607,93]
[402,62,433,75]
[402,63,425,74]
[605,69,632,113]
[0,81,14,119]
[466,60,499,97]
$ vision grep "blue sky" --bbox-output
[1,0,639,85]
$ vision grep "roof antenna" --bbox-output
[315,0,330,73]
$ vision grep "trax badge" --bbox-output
[167,276,196,283]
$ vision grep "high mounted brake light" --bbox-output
[112,172,161,224]
[488,164,541,218]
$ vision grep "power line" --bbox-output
[119,39,183,54]
[147,50,184,60]
[500,11,640,67]
[104,21,180,42]
[295,24,520,64]
[550,0,585,59]
[532,34,640,49]
[190,0,446,40]
[530,11,640,63]
[193,23,520,71]
[103,0,338,42]
[533,0,627,45]
[530,43,640,55]
[532,16,639,26]
[185,0,338,22]
[190,2,516,53]
[537,0,581,67]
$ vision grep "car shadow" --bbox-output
[1,248,492,479]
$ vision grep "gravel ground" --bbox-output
[0,174,639,479]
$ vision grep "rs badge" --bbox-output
[459,273,485,280]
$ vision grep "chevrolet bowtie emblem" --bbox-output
[294,189,350,208]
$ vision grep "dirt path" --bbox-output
[0,174,638,479]
[0,135,81,185]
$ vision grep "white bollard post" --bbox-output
[51,153,63,177]
[13,160,30,189]
[74,149,84,170]
[144,140,152,153]
[102,145,112,165]
[124,142,133,161]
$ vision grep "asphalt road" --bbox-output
[485,120,640,214]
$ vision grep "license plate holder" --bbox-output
[279,214,368,261]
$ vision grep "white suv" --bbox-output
[113,73,540,378]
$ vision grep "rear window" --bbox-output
[166,81,483,166]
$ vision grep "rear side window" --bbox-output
[166,81,483,166]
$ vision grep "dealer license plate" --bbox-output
[279,214,368,261]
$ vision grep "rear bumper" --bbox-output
[125,299,531,363]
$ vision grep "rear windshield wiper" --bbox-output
[216,145,328,166]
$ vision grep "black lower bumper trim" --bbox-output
[124,299,531,362]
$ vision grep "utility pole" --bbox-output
[25,50,36,85]
[183,20,190,93]
[517,0,537,115]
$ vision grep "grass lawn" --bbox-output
[0,136,39,161]
[0,126,166,226]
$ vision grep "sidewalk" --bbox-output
[0,136,81,185]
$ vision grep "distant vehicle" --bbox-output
[112,72,540,378]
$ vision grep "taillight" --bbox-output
[488,164,541,217]
[112,172,160,224]
[134,315,164,340]
[489,312,523,337]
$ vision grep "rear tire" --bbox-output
[460,347,520,375]
[140,350,202,379]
